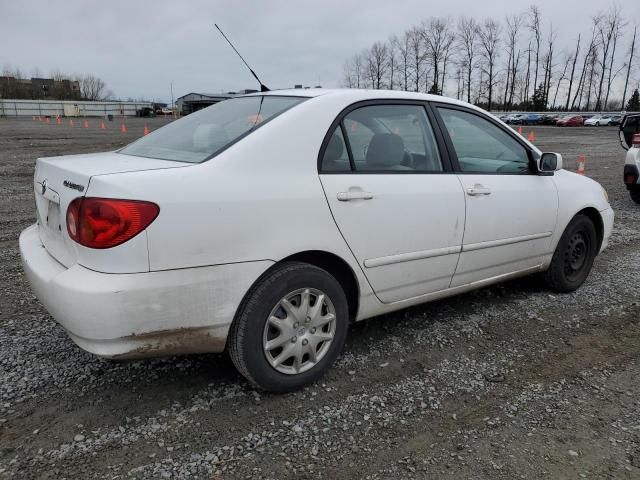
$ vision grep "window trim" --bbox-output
[430,102,539,176]
[317,99,454,174]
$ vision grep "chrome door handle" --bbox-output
[466,186,492,196]
[337,191,374,201]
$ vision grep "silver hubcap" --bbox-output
[262,288,336,375]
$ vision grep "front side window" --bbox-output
[437,108,530,174]
[326,104,442,172]
[120,96,305,163]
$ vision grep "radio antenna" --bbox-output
[214,23,270,92]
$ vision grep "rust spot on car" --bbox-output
[112,326,227,359]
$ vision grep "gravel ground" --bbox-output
[1,118,639,479]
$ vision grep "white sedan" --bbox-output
[585,115,612,126]
[20,89,614,391]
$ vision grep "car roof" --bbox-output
[245,88,481,110]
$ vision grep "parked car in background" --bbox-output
[557,115,585,127]
[160,107,173,115]
[19,89,614,391]
[523,113,543,125]
[509,113,529,125]
[609,115,623,126]
[540,114,560,125]
[620,113,640,203]
[585,115,612,126]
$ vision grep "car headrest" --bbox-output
[193,124,229,152]
[366,133,405,167]
[324,133,344,162]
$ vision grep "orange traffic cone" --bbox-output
[83,119,89,128]
[56,116,61,125]
[528,131,535,142]
[577,155,585,175]
[69,119,74,127]
[517,126,523,135]
[143,125,149,136]
[45,117,50,124]
[121,123,127,133]
[100,121,106,130]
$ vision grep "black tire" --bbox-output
[228,262,348,392]
[543,214,598,293]
[630,187,640,204]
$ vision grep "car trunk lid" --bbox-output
[33,152,188,268]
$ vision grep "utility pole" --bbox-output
[170,82,175,117]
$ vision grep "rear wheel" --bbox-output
[631,187,640,204]
[228,262,348,392]
[543,214,598,293]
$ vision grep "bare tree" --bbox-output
[604,18,625,109]
[408,27,426,92]
[541,23,557,108]
[565,34,581,110]
[479,19,501,110]
[422,17,454,94]
[387,36,399,90]
[621,25,637,109]
[79,74,110,100]
[528,5,542,100]
[594,4,624,110]
[457,16,478,103]
[572,26,598,110]
[503,13,524,110]
[366,42,389,89]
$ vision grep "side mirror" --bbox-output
[539,152,563,174]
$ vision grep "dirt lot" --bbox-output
[1,117,639,479]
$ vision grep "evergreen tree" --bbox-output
[626,88,640,111]
[531,83,546,111]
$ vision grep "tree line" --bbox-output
[0,65,114,101]
[341,4,639,112]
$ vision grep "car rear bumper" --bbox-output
[19,224,273,358]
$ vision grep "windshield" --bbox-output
[120,96,306,163]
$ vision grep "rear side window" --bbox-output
[321,104,442,173]
[321,127,351,171]
[120,96,305,163]
[437,108,530,174]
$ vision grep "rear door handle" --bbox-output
[466,186,492,196]
[337,191,374,201]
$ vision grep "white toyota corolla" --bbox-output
[20,89,614,391]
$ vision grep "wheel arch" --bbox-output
[575,207,604,252]
[279,250,360,321]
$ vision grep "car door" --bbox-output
[433,105,558,287]
[318,102,466,303]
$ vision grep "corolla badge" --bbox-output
[63,180,85,192]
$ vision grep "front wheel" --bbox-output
[543,214,598,293]
[631,187,640,204]
[228,262,349,392]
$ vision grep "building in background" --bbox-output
[175,90,258,115]
[0,76,81,100]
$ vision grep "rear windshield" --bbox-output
[119,96,306,163]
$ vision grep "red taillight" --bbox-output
[66,197,159,249]
[632,133,640,148]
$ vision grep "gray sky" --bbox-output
[2,0,638,103]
